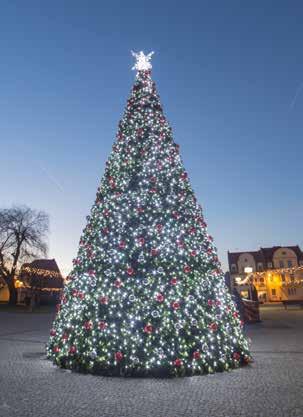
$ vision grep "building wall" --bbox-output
[229,246,303,302]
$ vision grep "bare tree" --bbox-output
[0,206,49,304]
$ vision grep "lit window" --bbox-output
[281,274,285,282]
[287,260,292,268]
[258,263,263,271]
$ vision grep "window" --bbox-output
[257,263,263,271]
[271,289,276,296]
[268,262,273,269]
[279,260,284,268]
[287,260,292,268]
[282,251,286,255]
[281,273,286,282]
[231,264,237,273]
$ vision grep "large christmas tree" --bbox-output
[47,51,251,377]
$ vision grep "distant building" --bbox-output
[228,246,303,302]
[16,259,64,305]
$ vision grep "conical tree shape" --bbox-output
[47,54,251,377]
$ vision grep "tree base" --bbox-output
[47,354,251,378]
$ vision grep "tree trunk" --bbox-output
[7,276,18,305]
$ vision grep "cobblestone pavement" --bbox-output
[0,305,303,417]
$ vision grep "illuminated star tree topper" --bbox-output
[131,50,154,71]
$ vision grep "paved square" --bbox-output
[0,305,303,417]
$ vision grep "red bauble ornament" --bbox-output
[207,299,213,307]
[209,323,218,332]
[233,311,239,318]
[102,227,109,235]
[189,227,196,235]
[62,332,69,341]
[156,293,164,303]
[114,279,122,288]
[172,301,180,310]
[83,321,93,331]
[193,351,201,360]
[174,358,183,367]
[98,321,107,330]
[150,187,157,193]
[78,291,85,300]
[99,296,109,305]
[127,267,134,276]
[233,352,241,361]
[190,250,197,257]
[88,269,95,277]
[151,248,158,256]
[137,237,145,246]
[172,211,180,219]
[177,240,185,248]
[216,300,221,306]
[53,346,60,353]
[144,324,153,334]
[170,277,178,286]
[150,176,156,183]
[50,328,56,337]
[103,209,110,217]
[115,351,124,362]
[69,345,77,354]
[180,172,188,180]
[137,206,144,214]
[119,241,126,249]
[156,224,163,232]
[183,265,191,273]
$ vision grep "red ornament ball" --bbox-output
[151,248,158,256]
[69,345,77,354]
[53,346,60,353]
[83,321,93,331]
[233,352,241,361]
[115,351,124,362]
[119,241,126,249]
[137,237,145,246]
[156,293,164,303]
[127,267,134,276]
[62,332,69,341]
[193,351,201,360]
[172,301,180,310]
[174,358,183,367]
[190,250,197,257]
[99,296,109,305]
[170,277,178,286]
[209,323,218,332]
[114,279,122,288]
[50,328,56,337]
[144,324,153,334]
[180,172,188,180]
[98,321,107,331]
[183,265,191,273]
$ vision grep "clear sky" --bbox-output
[1,1,302,274]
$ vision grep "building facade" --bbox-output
[228,246,303,302]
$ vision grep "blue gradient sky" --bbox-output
[1,1,302,274]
